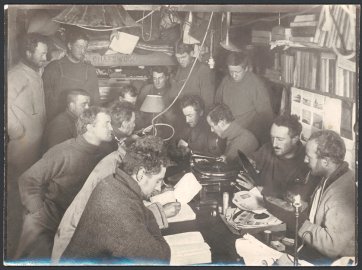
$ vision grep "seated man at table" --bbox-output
[43,89,90,151]
[52,102,180,262]
[60,136,172,264]
[206,104,259,164]
[237,114,319,198]
[172,95,225,157]
[299,130,355,260]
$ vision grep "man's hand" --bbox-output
[236,172,255,190]
[163,202,181,218]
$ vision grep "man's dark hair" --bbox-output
[121,135,171,175]
[19,33,48,59]
[309,130,346,164]
[226,52,248,67]
[119,85,138,98]
[179,95,205,114]
[66,89,90,106]
[208,104,235,124]
[76,106,108,135]
[175,41,193,55]
[273,114,302,138]
[66,28,89,45]
[109,101,135,127]
[152,66,169,75]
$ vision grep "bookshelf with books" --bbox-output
[256,5,357,169]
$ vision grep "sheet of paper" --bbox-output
[174,173,202,204]
[235,234,283,266]
[109,31,139,54]
[167,203,196,223]
[150,190,176,205]
[164,231,205,246]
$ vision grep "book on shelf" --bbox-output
[293,14,317,22]
[289,36,315,43]
[164,231,211,265]
[291,26,317,37]
[290,20,318,27]
[150,172,201,223]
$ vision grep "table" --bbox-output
[162,203,243,264]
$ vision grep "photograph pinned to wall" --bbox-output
[313,93,325,110]
[301,109,311,125]
[312,113,323,129]
[323,97,342,133]
[301,123,312,142]
[340,100,354,140]
[291,103,301,116]
[302,91,313,107]
[291,87,301,103]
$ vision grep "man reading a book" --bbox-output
[60,136,173,264]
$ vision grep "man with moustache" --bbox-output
[15,107,113,260]
[237,114,318,203]
[7,33,48,259]
[299,130,355,260]
[43,28,100,122]
[52,102,180,262]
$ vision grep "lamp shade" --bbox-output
[140,95,165,113]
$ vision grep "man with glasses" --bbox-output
[215,52,274,144]
[42,27,100,122]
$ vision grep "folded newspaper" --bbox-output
[232,187,266,214]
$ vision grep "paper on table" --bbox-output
[167,203,196,223]
[109,31,139,54]
[150,190,176,205]
[174,172,202,204]
[235,234,283,266]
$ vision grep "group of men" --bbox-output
[7,27,356,264]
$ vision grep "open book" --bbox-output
[164,231,211,265]
[150,172,202,223]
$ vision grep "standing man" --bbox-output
[215,52,274,144]
[42,27,100,122]
[207,104,259,164]
[7,33,48,175]
[170,42,215,110]
[15,107,113,260]
[299,130,355,260]
[6,32,48,260]
[176,95,225,157]
[43,89,90,151]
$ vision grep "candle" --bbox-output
[294,195,301,205]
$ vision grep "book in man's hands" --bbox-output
[164,231,211,265]
[150,172,202,223]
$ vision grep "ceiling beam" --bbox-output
[8,4,322,14]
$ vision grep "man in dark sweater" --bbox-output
[61,136,171,264]
[175,95,225,157]
[42,28,100,122]
[15,107,113,260]
[43,89,90,151]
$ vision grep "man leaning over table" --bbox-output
[60,136,173,263]
[52,101,181,262]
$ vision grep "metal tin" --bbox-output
[264,230,272,245]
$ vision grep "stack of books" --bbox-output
[335,57,356,98]
[280,53,295,84]
[293,50,319,90]
[319,52,336,94]
[290,14,318,43]
[251,30,272,44]
[164,232,211,265]
[314,5,356,51]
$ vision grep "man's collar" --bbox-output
[21,59,40,73]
